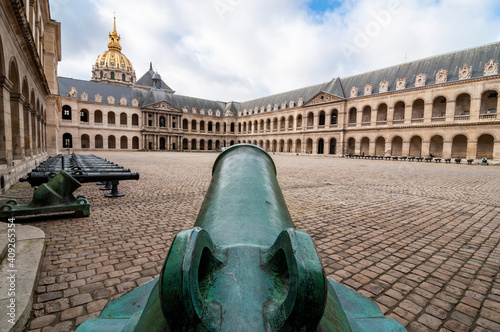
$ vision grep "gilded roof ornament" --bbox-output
[108,17,122,51]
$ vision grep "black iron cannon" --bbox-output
[76,144,405,331]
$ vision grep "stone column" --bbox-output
[442,140,452,159]
[446,100,456,122]
[356,110,362,128]
[313,114,319,129]
[0,77,13,164]
[493,140,500,161]
[31,112,38,154]
[423,102,432,124]
[370,108,377,126]
[355,140,361,155]
[369,141,376,156]
[404,105,413,125]
[421,140,430,157]
[402,140,410,157]
[10,92,25,160]
[470,97,481,121]
[385,141,391,156]
[23,104,32,157]
[387,106,394,126]
[467,141,477,159]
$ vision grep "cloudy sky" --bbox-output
[50,0,500,102]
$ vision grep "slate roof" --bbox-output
[341,42,500,96]
[59,42,500,117]
[135,67,175,92]
[237,78,345,114]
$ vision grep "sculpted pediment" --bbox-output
[304,92,344,106]
[147,101,179,112]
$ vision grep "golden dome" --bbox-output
[91,17,136,86]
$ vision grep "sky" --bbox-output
[49,0,500,102]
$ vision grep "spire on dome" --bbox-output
[150,62,153,71]
[108,16,122,51]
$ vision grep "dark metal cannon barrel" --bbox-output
[21,171,139,186]
[32,166,128,172]
[154,144,326,331]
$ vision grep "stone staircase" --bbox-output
[0,222,45,332]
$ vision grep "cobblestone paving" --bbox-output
[6,151,499,332]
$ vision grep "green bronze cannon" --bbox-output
[77,144,405,331]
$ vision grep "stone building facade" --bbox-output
[58,29,500,163]
[0,0,61,193]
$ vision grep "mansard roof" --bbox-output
[135,65,175,92]
[342,42,500,97]
[59,42,500,116]
[237,78,345,114]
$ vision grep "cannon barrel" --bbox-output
[76,144,406,332]
[156,144,327,331]
[20,171,139,186]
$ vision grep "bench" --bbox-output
[416,157,424,162]
[455,158,462,164]
[425,157,433,162]
[445,158,451,163]
[392,156,399,161]
[467,159,474,165]
[408,157,415,161]
[434,158,441,163]
[385,156,391,160]
[400,157,407,161]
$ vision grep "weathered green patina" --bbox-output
[0,170,90,220]
[76,144,406,331]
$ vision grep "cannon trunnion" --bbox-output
[76,144,405,332]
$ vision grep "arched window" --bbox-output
[80,109,89,122]
[62,133,72,148]
[132,136,139,149]
[81,134,90,149]
[95,135,103,149]
[122,74,126,81]
[132,114,139,126]
[319,111,325,126]
[62,105,72,120]
[95,110,103,123]
[120,113,127,125]
[108,112,115,124]
[120,136,128,149]
[110,72,115,80]
[183,119,188,130]
[330,110,338,125]
[230,123,235,133]
[108,135,116,149]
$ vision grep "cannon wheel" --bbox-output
[0,204,13,211]
[5,199,18,206]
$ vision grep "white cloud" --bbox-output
[52,0,500,101]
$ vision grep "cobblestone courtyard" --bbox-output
[9,151,500,332]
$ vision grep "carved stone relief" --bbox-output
[80,92,88,101]
[350,86,358,98]
[107,96,115,104]
[484,59,498,76]
[396,78,406,90]
[364,83,372,96]
[68,87,77,97]
[95,94,102,103]
[458,63,472,80]
[435,69,448,84]
[379,80,389,93]
[415,73,426,87]
[132,99,139,107]
[119,97,127,106]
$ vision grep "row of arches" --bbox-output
[62,106,140,126]
[0,40,47,163]
[346,134,495,159]
[348,90,498,125]
[62,134,140,150]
